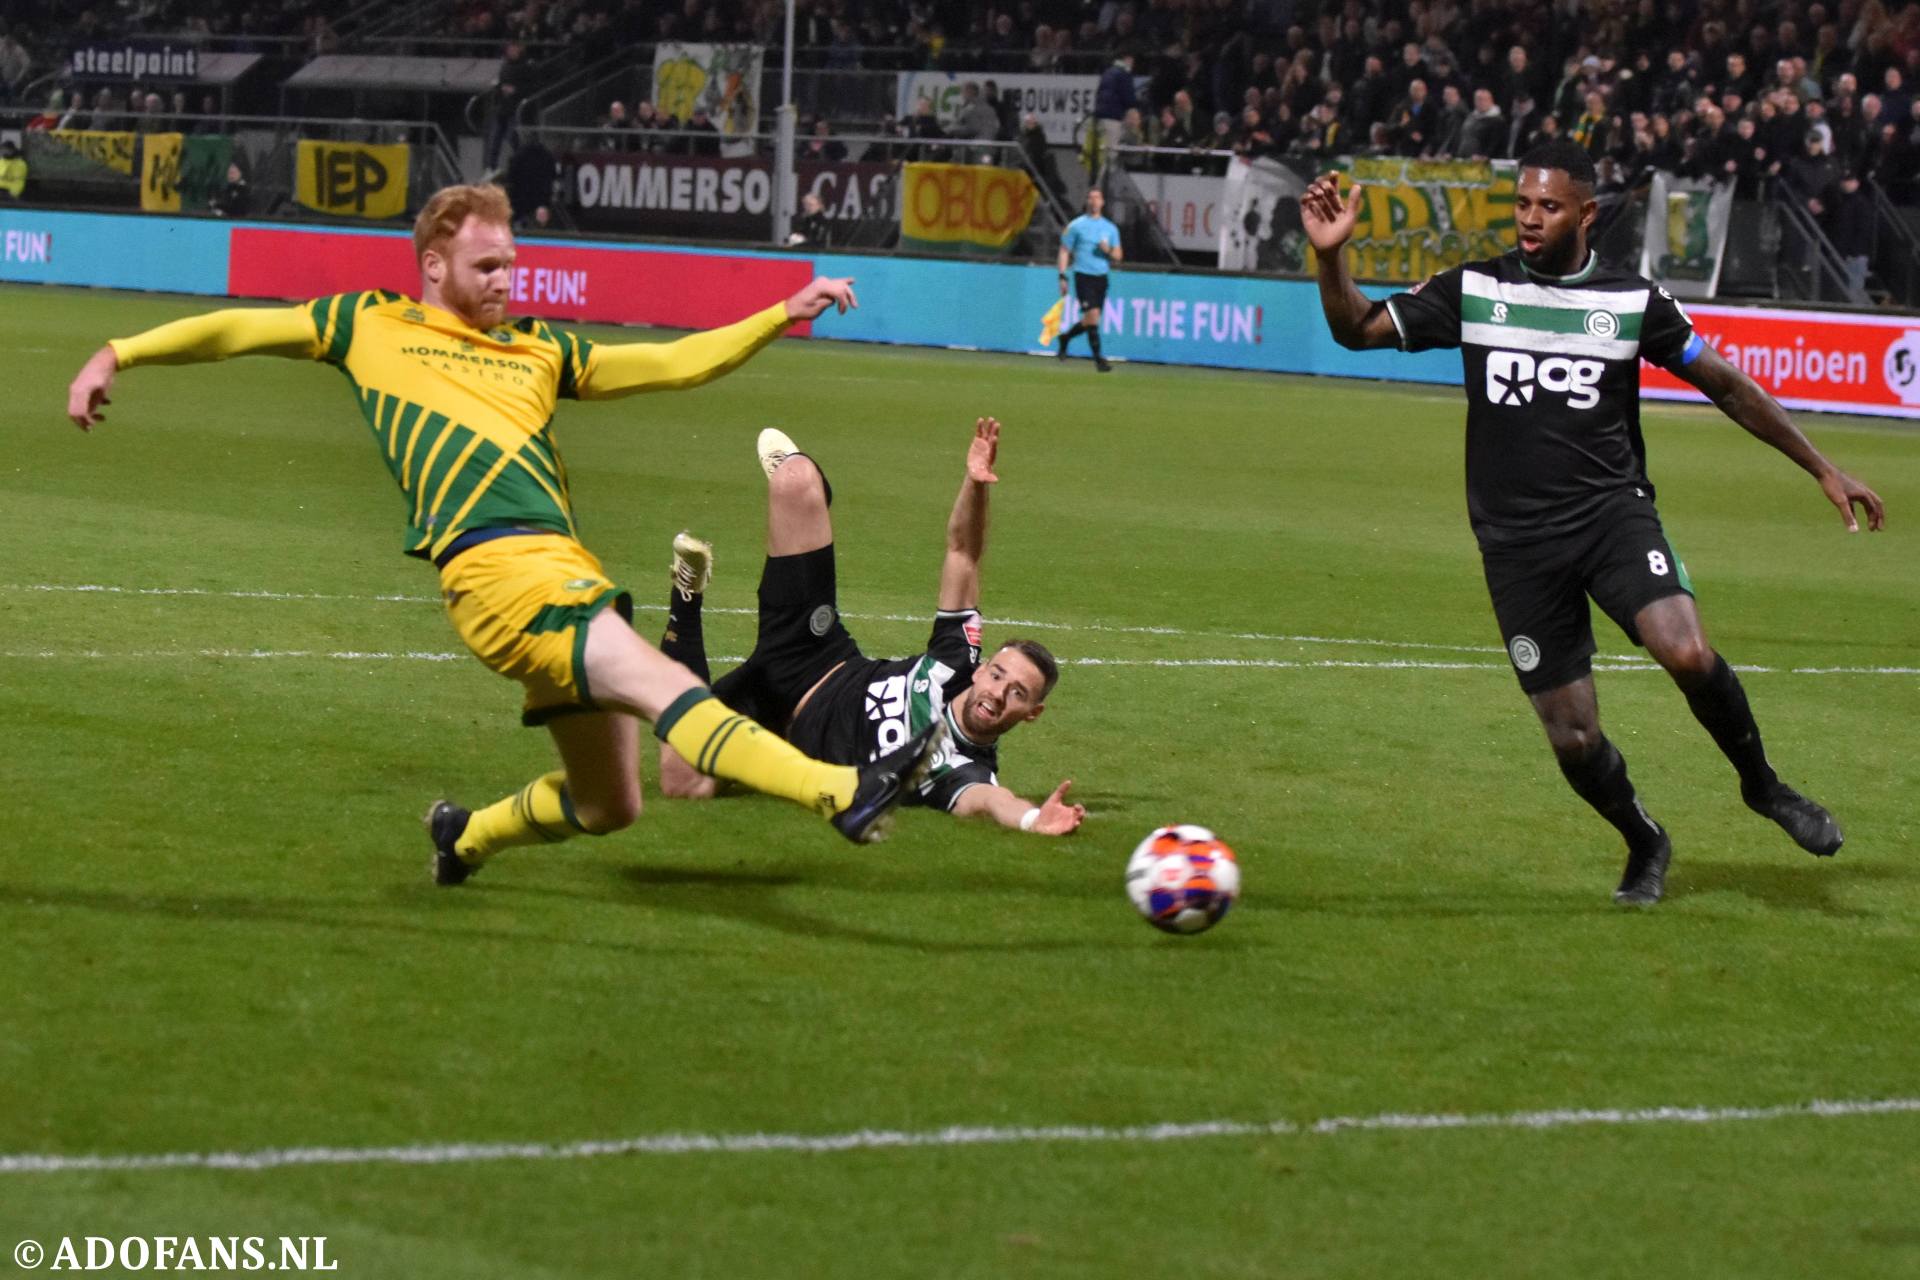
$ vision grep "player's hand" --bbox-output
[966,416,1000,484]
[1058,273,1069,296]
[67,345,119,431]
[1819,467,1886,533]
[1034,780,1085,835]
[784,276,858,321]
[1300,173,1363,254]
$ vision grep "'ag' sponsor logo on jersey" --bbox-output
[1486,351,1606,410]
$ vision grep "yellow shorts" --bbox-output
[437,532,633,726]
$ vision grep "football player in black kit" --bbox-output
[1302,138,1885,904]
[654,417,1086,836]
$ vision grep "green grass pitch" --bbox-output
[3,283,1917,1278]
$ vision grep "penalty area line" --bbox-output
[2,1097,1916,1175]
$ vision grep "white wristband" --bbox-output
[1019,807,1042,832]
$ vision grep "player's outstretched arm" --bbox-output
[1673,344,1887,532]
[66,306,321,430]
[575,278,855,399]
[952,780,1086,835]
[1300,174,1398,350]
[937,416,1000,611]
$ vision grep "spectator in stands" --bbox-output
[787,190,833,246]
[680,104,721,157]
[1154,102,1195,164]
[506,135,558,226]
[135,93,167,132]
[1787,128,1844,231]
[954,80,1001,142]
[1500,91,1545,159]
[1723,51,1758,104]
[634,100,663,151]
[1723,114,1771,197]
[1387,77,1435,155]
[984,80,1019,141]
[1233,105,1279,160]
[599,100,636,150]
[1019,113,1067,202]
[803,117,848,163]
[1294,98,1346,161]
[1432,82,1470,156]
[907,96,947,160]
[1348,54,1394,134]
[1028,24,1059,72]
[1456,86,1504,159]
[0,139,25,201]
[0,27,29,105]
[86,88,124,134]
[208,161,249,218]
[1094,51,1138,157]
[1572,90,1613,157]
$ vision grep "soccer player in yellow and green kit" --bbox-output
[63,183,944,883]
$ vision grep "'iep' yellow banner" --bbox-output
[900,162,1037,253]
[140,132,183,213]
[295,140,411,219]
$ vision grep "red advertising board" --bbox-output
[1642,302,1920,418]
[227,227,818,332]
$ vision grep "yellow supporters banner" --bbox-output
[899,162,1037,253]
[48,129,138,175]
[295,140,411,219]
[1307,156,1517,284]
[140,132,183,213]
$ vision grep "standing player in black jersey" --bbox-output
[1302,139,1885,904]
[652,417,1087,835]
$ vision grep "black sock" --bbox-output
[1680,655,1779,800]
[660,588,710,685]
[1558,738,1664,851]
[1088,327,1103,357]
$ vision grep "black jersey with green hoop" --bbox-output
[1384,250,1700,547]
[786,609,1000,812]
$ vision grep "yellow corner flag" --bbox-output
[1037,297,1064,347]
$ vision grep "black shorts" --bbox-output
[1073,271,1110,313]
[1480,490,1693,694]
[710,544,861,731]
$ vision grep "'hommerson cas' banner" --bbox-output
[569,154,893,239]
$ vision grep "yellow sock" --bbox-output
[656,689,856,816]
[457,771,586,862]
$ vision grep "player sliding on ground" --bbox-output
[64,183,945,883]
[655,417,1086,835]
[1301,138,1886,905]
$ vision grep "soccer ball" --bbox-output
[1125,825,1240,935]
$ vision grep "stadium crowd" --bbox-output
[8,0,1920,227]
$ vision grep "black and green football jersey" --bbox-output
[1385,250,1700,546]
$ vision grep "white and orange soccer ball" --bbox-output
[1125,825,1240,935]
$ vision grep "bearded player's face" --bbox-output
[430,215,515,329]
[1513,167,1594,276]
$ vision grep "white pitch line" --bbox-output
[3,650,1913,676]
[2,1097,1915,1175]
[1,582,1507,656]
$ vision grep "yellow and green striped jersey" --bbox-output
[110,291,793,559]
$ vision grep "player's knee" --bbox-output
[768,452,827,506]
[1655,636,1717,681]
[1545,721,1602,762]
[572,788,642,833]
